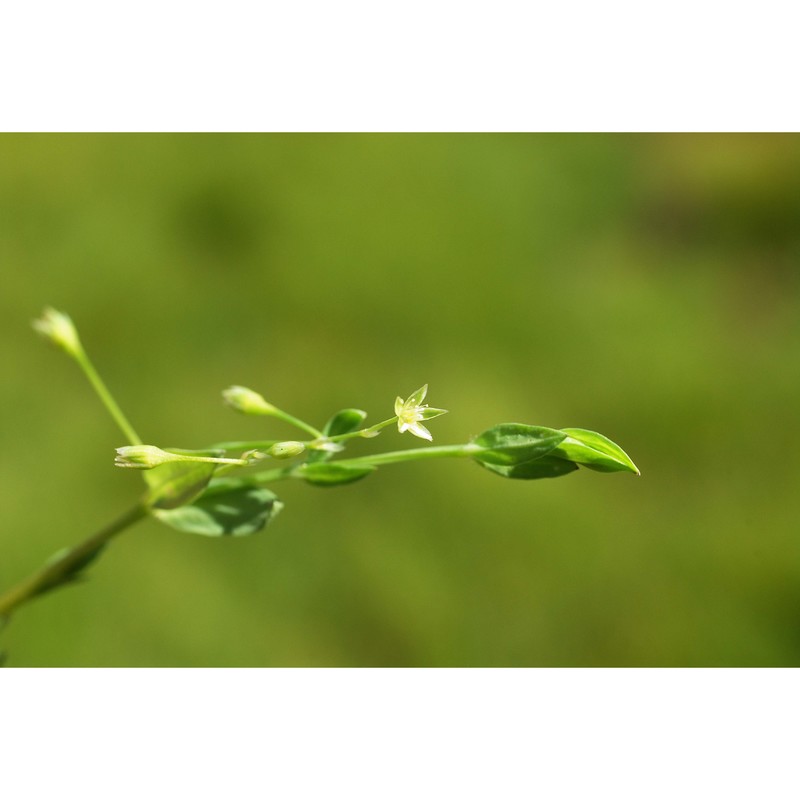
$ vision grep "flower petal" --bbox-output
[407,422,432,441]
[420,407,448,420]
[394,396,405,416]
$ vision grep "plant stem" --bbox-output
[341,443,480,467]
[211,418,397,452]
[0,503,147,620]
[178,455,250,467]
[326,417,398,443]
[209,439,281,452]
[74,349,142,446]
[251,443,480,485]
[271,409,323,439]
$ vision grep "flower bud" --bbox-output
[222,385,277,415]
[267,441,306,459]
[32,307,82,358]
[115,445,182,469]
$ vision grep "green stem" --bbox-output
[252,443,480,485]
[342,443,480,467]
[271,409,323,439]
[211,418,398,453]
[210,439,281,452]
[74,350,142,446]
[326,417,398,444]
[0,503,147,620]
[178,455,250,467]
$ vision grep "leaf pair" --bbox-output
[472,424,638,480]
[145,458,281,537]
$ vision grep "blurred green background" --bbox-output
[2,133,799,666]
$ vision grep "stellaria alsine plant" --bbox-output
[0,308,639,651]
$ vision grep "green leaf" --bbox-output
[308,408,368,463]
[554,428,640,474]
[324,408,368,437]
[299,461,376,487]
[472,424,566,466]
[152,478,283,536]
[34,541,108,596]
[144,460,219,510]
[477,455,579,480]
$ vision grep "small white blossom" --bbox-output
[394,385,448,441]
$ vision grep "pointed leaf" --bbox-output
[472,424,566,466]
[152,478,282,536]
[21,542,109,602]
[308,408,368,463]
[323,408,368,437]
[478,456,579,480]
[144,461,219,510]
[299,461,376,487]
[555,428,640,474]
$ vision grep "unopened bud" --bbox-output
[222,385,277,415]
[32,307,82,358]
[267,441,306,459]
[115,445,182,470]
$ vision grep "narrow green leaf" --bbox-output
[33,542,108,597]
[555,428,640,474]
[299,461,376,487]
[472,424,566,466]
[152,478,282,536]
[477,455,579,480]
[308,408,369,463]
[144,461,219,510]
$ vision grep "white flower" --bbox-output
[394,385,448,441]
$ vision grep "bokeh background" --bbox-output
[1,133,799,666]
